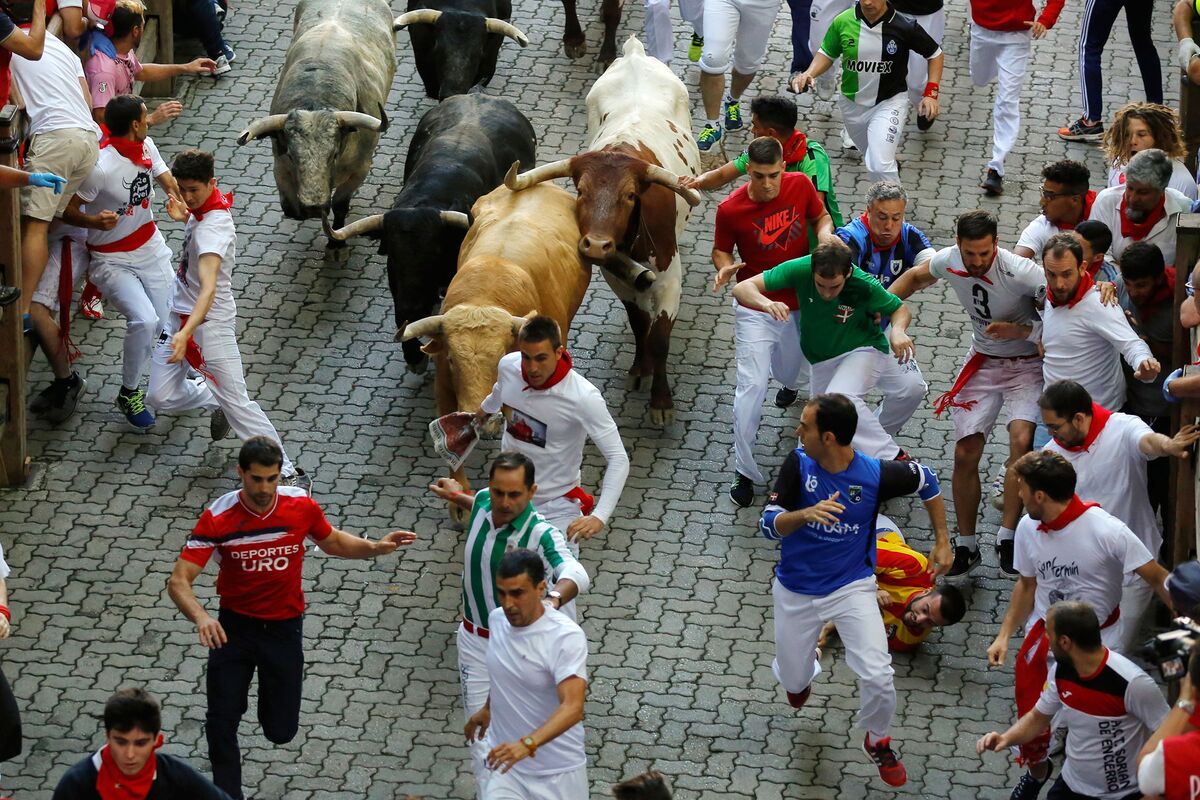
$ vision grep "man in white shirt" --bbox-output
[1040,233,1159,414]
[978,600,1170,800]
[1013,160,1095,260]
[888,210,1046,577]
[9,27,101,320]
[1088,148,1192,265]
[64,94,178,432]
[478,316,629,546]
[987,451,1171,798]
[465,548,588,800]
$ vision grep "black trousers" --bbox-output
[1047,775,1141,800]
[206,610,303,800]
[0,667,21,762]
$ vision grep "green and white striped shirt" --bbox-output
[461,489,590,630]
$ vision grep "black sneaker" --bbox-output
[729,473,754,508]
[774,388,799,408]
[1010,763,1053,800]
[981,169,1003,196]
[1057,118,1103,141]
[281,467,312,496]
[916,113,935,132]
[210,407,231,441]
[34,373,86,423]
[946,546,982,577]
[997,539,1017,576]
[0,286,18,307]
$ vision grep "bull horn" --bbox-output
[439,210,471,229]
[484,18,529,46]
[327,213,385,241]
[236,114,287,145]
[504,159,572,192]
[644,164,702,207]
[393,9,442,29]
[510,314,531,336]
[334,112,384,132]
[402,315,447,341]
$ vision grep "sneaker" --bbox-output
[212,55,232,76]
[1010,763,1053,800]
[997,538,1017,576]
[729,473,754,508]
[862,734,907,787]
[210,407,231,441]
[33,373,86,423]
[281,468,312,496]
[79,279,103,319]
[723,99,743,131]
[688,33,703,62]
[786,686,811,709]
[221,44,236,62]
[774,387,799,409]
[946,545,982,577]
[916,113,935,132]
[0,285,18,307]
[116,387,155,431]
[1057,117,1103,141]
[840,128,857,150]
[697,123,722,152]
[982,168,1004,197]
[988,470,1006,510]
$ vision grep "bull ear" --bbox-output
[420,337,445,356]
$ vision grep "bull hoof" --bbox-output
[625,373,646,391]
[324,246,351,264]
[564,40,586,58]
[648,407,676,427]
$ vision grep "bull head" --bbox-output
[394,9,528,45]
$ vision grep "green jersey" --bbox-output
[460,489,581,629]
[733,133,844,228]
[762,255,902,364]
[819,4,941,106]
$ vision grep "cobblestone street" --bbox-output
[0,1,1181,797]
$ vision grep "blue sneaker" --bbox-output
[116,388,155,432]
[697,123,722,152]
[724,99,743,131]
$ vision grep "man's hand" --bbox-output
[927,539,953,577]
[430,477,464,501]
[917,95,940,121]
[197,614,227,649]
[1097,280,1120,307]
[371,530,418,556]
[1134,358,1161,382]
[464,706,490,743]
[188,57,219,74]
[166,194,190,222]
[92,210,120,231]
[0,616,11,639]
[566,515,604,542]
[876,589,892,609]
[1180,37,1200,71]
[987,636,1008,668]
[789,72,815,94]
[169,330,189,364]
[803,491,844,526]
[817,229,842,247]
[1166,424,1200,457]
[888,328,916,362]
[679,173,704,191]
[28,172,66,193]
[976,731,1008,755]
[983,321,1032,341]
[1024,20,1047,39]
[487,740,533,773]
[760,300,791,322]
[147,101,184,126]
[713,262,744,293]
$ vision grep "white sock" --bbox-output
[997,526,1016,543]
[958,534,978,551]
[707,119,720,129]
[724,93,735,104]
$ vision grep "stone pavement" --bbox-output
[0,1,1181,798]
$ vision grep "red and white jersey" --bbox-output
[172,208,238,324]
[181,486,333,620]
[1014,499,1153,638]
[76,138,168,263]
[1044,408,1160,558]
[1036,649,1169,800]
[928,245,1045,358]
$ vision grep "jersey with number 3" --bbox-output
[928,245,1046,358]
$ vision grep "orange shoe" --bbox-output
[863,734,907,787]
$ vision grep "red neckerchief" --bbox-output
[1134,266,1176,317]
[192,185,234,221]
[1037,495,1101,532]
[1119,193,1167,240]
[782,130,808,166]
[1047,268,1094,309]
[859,211,897,253]
[946,249,997,285]
[95,736,162,800]
[1055,402,1111,451]
[1055,191,1096,232]
[522,349,572,391]
[101,135,151,169]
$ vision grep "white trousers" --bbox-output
[458,623,492,800]
[699,0,782,74]
[969,23,1031,175]
[87,242,173,390]
[905,10,945,110]
[147,312,295,476]
[838,93,908,185]
[772,576,895,739]
[1115,572,1155,655]
[529,495,582,623]
[733,305,808,484]
[484,765,589,800]
[810,346,924,459]
[808,0,851,60]
[644,0,705,63]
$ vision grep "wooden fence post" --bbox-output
[1172,215,1200,565]
[0,105,28,487]
[1182,74,1200,178]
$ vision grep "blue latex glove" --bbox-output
[28,172,67,194]
[1163,367,1185,403]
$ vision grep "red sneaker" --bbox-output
[79,280,103,319]
[863,734,907,787]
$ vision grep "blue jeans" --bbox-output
[786,0,813,74]
[176,0,229,59]
[1078,0,1161,121]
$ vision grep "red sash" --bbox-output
[55,238,81,364]
[87,221,158,254]
[177,313,218,386]
[563,486,595,516]
[932,351,987,417]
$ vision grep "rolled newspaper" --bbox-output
[428,412,480,471]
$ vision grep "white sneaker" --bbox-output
[989,470,1006,511]
[840,128,857,150]
[212,55,232,76]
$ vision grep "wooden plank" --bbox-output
[0,105,28,487]
[1172,214,1200,565]
[139,0,175,97]
[1184,74,1200,178]
[131,18,160,96]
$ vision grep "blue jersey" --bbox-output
[836,217,935,289]
[760,449,940,596]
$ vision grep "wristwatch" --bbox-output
[1178,698,1197,715]
[548,590,564,609]
[521,735,538,757]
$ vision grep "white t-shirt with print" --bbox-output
[75,138,169,263]
[172,208,238,325]
[928,246,1046,358]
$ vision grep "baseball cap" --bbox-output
[1167,559,1200,617]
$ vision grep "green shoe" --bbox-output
[724,99,743,131]
[688,33,703,62]
[697,123,722,152]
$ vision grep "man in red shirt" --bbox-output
[165,436,417,800]
[712,136,834,507]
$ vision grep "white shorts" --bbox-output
[483,764,588,800]
[949,351,1043,441]
[31,234,89,314]
[699,0,782,74]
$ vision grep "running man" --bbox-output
[836,182,935,292]
[789,0,944,184]
[761,393,951,788]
